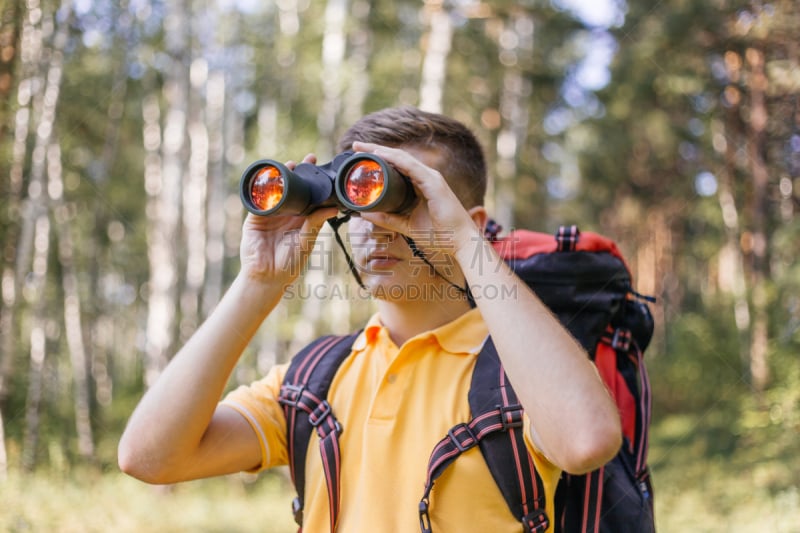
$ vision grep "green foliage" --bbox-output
[650,406,800,532]
[650,307,746,413]
[650,337,800,531]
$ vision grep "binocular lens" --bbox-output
[250,165,285,211]
[240,151,415,217]
[343,160,386,207]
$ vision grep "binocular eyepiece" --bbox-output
[239,150,417,217]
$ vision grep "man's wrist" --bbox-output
[230,271,289,316]
[453,225,489,267]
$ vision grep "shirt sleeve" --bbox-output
[523,414,563,493]
[220,362,290,473]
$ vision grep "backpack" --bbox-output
[277,223,656,533]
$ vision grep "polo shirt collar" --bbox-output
[352,308,488,356]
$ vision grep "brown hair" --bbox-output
[337,106,487,208]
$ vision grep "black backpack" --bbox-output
[277,224,656,533]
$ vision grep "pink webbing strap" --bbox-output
[418,338,548,533]
[580,467,604,533]
[281,335,342,488]
[634,344,652,475]
[556,225,580,252]
[279,333,359,533]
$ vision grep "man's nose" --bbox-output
[351,217,397,240]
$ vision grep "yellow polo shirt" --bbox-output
[222,308,560,532]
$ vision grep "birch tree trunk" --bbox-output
[198,2,233,317]
[419,3,452,113]
[340,2,371,130]
[144,0,189,387]
[22,213,50,471]
[180,54,209,343]
[712,113,751,369]
[202,67,227,316]
[0,0,45,408]
[0,0,21,144]
[316,0,348,155]
[494,12,533,231]
[0,0,42,473]
[21,0,71,471]
[49,141,94,460]
[745,45,770,392]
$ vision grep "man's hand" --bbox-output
[347,142,484,258]
[239,155,338,284]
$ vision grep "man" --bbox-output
[119,106,621,532]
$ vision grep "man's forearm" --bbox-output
[118,273,286,480]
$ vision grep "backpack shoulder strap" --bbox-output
[418,338,549,533]
[278,332,360,533]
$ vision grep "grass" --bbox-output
[0,468,297,533]
[3,428,797,533]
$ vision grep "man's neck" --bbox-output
[376,293,472,347]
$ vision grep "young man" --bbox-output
[118,107,621,532]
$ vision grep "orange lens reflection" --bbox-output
[250,165,284,211]
[344,160,385,207]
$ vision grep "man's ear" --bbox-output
[467,206,488,234]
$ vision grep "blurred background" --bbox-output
[0,0,798,531]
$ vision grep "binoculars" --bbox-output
[239,151,417,217]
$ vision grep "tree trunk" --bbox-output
[0,0,22,145]
[0,0,31,461]
[49,140,95,460]
[419,3,452,113]
[340,1,371,130]
[0,0,45,408]
[180,58,209,344]
[202,68,227,316]
[316,0,349,155]
[22,213,50,471]
[0,406,7,479]
[143,87,180,387]
[745,45,770,392]
[493,12,534,231]
[20,0,71,471]
[712,113,752,370]
[144,0,189,387]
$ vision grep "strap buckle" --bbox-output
[309,400,343,438]
[611,327,632,352]
[522,508,550,533]
[308,399,333,427]
[291,496,304,527]
[278,383,305,407]
[498,403,524,430]
[418,499,432,533]
[447,423,477,452]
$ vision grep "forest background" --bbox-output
[0,0,798,531]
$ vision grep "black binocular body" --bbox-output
[239,151,418,217]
